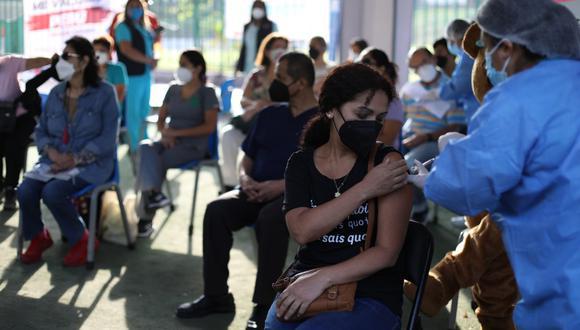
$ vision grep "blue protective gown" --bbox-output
[425,59,580,329]
[439,51,480,125]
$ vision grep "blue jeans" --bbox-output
[265,297,400,330]
[17,177,89,245]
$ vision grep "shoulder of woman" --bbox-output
[375,144,403,164]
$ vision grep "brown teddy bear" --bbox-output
[404,23,519,330]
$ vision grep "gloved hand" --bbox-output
[408,159,429,189]
[438,132,466,152]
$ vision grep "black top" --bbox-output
[116,21,146,76]
[283,145,404,316]
[236,19,275,72]
[241,105,318,182]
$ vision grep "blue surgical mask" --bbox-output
[448,43,463,57]
[484,40,511,86]
[129,7,144,21]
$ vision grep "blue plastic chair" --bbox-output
[17,159,135,270]
[164,129,225,236]
[219,79,235,114]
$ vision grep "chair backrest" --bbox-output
[401,220,434,330]
[220,79,235,113]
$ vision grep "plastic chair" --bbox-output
[164,129,225,236]
[17,159,135,270]
[220,79,235,114]
[402,220,434,330]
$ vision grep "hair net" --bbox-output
[446,19,470,41]
[476,0,580,59]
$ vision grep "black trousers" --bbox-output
[202,189,289,306]
[0,113,36,188]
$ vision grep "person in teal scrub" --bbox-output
[114,0,157,152]
[93,35,128,104]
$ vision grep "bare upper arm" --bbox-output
[25,57,51,71]
[374,152,413,259]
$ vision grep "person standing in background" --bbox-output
[433,38,456,77]
[236,1,278,75]
[0,54,52,211]
[114,0,157,153]
[439,19,480,125]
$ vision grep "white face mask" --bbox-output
[95,51,109,65]
[417,64,438,83]
[252,8,265,20]
[175,66,193,83]
[56,58,75,81]
[269,48,286,63]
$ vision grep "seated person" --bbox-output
[347,37,368,63]
[265,63,411,329]
[176,52,319,330]
[308,36,335,97]
[92,35,129,104]
[17,36,119,266]
[433,38,456,77]
[220,33,289,190]
[399,48,465,221]
[358,47,405,150]
[439,19,480,125]
[135,49,219,237]
[0,54,53,210]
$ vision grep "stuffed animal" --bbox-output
[404,23,519,330]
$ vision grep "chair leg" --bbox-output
[113,185,135,250]
[164,179,175,212]
[86,190,99,270]
[17,213,23,259]
[189,167,201,237]
[214,163,225,193]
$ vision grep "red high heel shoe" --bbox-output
[21,229,53,264]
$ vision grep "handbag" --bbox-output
[0,100,17,133]
[272,144,380,321]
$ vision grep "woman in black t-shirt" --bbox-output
[265,64,412,329]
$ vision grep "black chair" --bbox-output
[401,220,434,330]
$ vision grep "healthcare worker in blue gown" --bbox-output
[416,0,580,328]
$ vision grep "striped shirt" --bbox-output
[400,73,465,134]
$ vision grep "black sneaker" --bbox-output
[2,187,17,211]
[137,220,154,238]
[146,191,171,210]
[246,304,270,330]
[176,294,235,319]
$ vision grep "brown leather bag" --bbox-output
[272,145,380,321]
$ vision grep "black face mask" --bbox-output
[335,112,383,157]
[309,47,320,60]
[268,79,290,102]
[436,55,448,68]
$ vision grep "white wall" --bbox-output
[341,0,414,87]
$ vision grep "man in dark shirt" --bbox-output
[176,52,319,330]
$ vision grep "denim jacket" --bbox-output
[35,80,119,184]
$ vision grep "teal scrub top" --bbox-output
[425,59,580,329]
[105,62,128,87]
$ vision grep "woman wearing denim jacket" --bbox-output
[17,36,119,267]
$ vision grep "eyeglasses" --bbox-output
[61,52,80,61]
